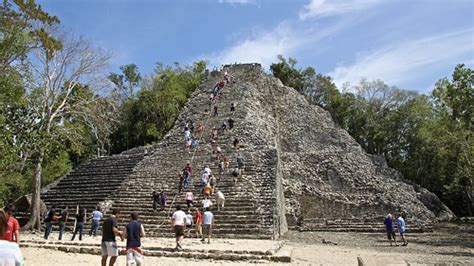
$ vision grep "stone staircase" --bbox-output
[41,153,144,219]
[108,67,278,239]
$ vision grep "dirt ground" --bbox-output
[20,223,473,265]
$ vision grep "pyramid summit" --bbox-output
[39,63,453,238]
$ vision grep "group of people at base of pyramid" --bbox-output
[384,212,408,246]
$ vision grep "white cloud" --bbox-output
[300,0,382,20]
[202,20,349,68]
[328,29,474,88]
[217,0,257,5]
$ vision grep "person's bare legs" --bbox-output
[109,256,117,266]
[101,256,107,266]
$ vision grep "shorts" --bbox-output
[101,241,118,257]
[126,249,144,265]
[174,225,184,237]
[203,224,212,236]
[186,223,193,229]
[386,231,396,240]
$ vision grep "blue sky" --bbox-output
[38,0,473,93]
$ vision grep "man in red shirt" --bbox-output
[194,208,203,239]
[1,204,20,244]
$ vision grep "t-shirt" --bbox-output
[92,210,103,221]
[202,199,213,208]
[396,217,406,232]
[44,209,55,222]
[126,220,141,248]
[184,130,191,139]
[204,167,211,175]
[0,240,23,266]
[76,213,85,223]
[216,191,225,200]
[102,216,118,242]
[172,210,187,226]
[60,210,68,223]
[203,211,214,225]
[384,217,394,232]
[195,211,202,224]
[0,216,19,242]
[186,214,193,226]
[186,192,193,201]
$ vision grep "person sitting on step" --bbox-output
[203,184,212,198]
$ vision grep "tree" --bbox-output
[22,33,110,230]
[108,64,141,100]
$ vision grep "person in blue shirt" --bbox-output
[396,213,408,246]
[383,214,397,246]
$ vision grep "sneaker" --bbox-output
[402,243,407,246]
[177,243,183,250]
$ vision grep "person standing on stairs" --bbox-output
[159,191,168,210]
[396,213,408,246]
[195,208,203,239]
[89,207,103,237]
[152,191,160,211]
[237,155,245,176]
[58,206,69,240]
[228,118,234,130]
[171,205,187,250]
[185,189,194,209]
[44,205,59,240]
[233,138,240,150]
[122,212,145,266]
[71,208,86,241]
[101,209,123,266]
[201,208,214,244]
[230,103,235,114]
[384,213,397,246]
[213,105,218,117]
[216,191,225,212]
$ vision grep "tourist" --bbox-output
[217,160,224,176]
[0,204,20,244]
[233,138,239,150]
[396,213,408,246]
[237,155,245,176]
[159,191,168,209]
[123,212,145,266]
[216,190,225,211]
[230,103,235,113]
[228,118,234,130]
[58,206,69,240]
[152,191,160,211]
[383,213,397,246]
[184,163,192,176]
[44,205,59,240]
[182,169,190,189]
[186,189,193,209]
[71,208,86,241]
[203,184,212,198]
[209,175,217,194]
[221,122,227,132]
[191,137,199,149]
[231,167,240,184]
[184,127,191,143]
[89,207,103,237]
[195,208,203,239]
[204,165,212,176]
[202,197,213,209]
[178,172,184,193]
[211,127,218,143]
[200,171,209,188]
[213,105,218,117]
[223,156,230,172]
[101,209,123,266]
[171,205,187,250]
[185,210,194,237]
[197,124,204,133]
[201,208,214,244]
[0,210,23,265]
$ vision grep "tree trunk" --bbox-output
[23,152,44,230]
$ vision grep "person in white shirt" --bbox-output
[171,205,187,250]
[216,190,225,211]
[201,208,214,244]
[204,166,211,176]
[202,198,213,209]
[185,210,193,236]
[185,190,193,209]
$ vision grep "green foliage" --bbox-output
[109,60,206,153]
